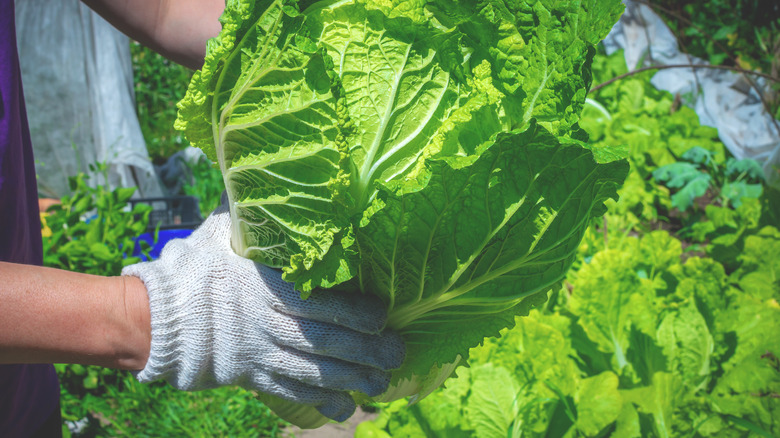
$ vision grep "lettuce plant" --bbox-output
[176,0,627,427]
[652,146,765,212]
[366,230,780,438]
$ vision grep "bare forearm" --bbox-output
[0,262,151,370]
[81,0,224,69]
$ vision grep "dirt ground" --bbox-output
[284,407,378,438]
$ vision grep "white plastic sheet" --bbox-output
[15,0,163,198]
[603,1,780,187]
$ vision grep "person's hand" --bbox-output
[122,203,405,422]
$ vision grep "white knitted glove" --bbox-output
[121,204,404,422]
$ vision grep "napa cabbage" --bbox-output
[176,0,627,427]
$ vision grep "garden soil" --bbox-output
[284,407,377,438]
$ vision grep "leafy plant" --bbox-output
[583,50,728,169]
[175,0,628,426]
[56,364,288,437]
[361,230,780,437]
[181,156,225,217]
[652,0,780,118]
[580,49,729,229]
[652,146,764,212]
[42,162,153,276]
[131,42,193,163]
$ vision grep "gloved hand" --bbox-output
[121,203,405,422]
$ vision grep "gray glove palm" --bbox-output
[122,205,404,421]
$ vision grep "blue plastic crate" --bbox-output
[133,228,194,261]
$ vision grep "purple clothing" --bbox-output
[1,0,62,435]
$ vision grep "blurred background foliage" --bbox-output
[130,42,192,164]
[650,0,780,117]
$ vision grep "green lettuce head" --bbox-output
[176,0,627,427]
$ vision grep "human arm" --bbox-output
[1,204,403,421]
[0,262,151,370]
[80,0,224,69]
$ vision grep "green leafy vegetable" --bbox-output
[362,228,780,437]
[43,163,153,275]
[574,372,623,436]
[176,0,627,426]
[652,162,712,211]
[652,147,764,212]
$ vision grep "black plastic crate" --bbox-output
[129,196,204,232]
